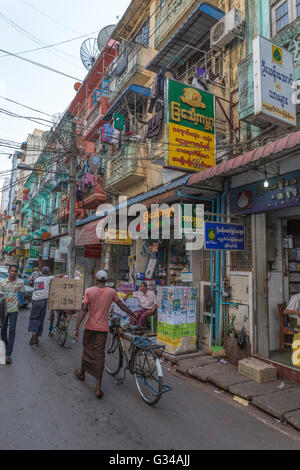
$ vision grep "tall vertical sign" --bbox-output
[165,78,216,173]
[253,35,296,127]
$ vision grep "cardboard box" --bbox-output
[238,358,277,383]
[48,278,83,311]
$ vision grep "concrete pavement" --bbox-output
[167,351,300,431]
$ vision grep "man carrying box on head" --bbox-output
[124,282,157,328]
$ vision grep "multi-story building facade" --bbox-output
[15,0,300,379]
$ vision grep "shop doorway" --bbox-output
[269,217,300,368]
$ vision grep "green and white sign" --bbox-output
[29,246,41,260]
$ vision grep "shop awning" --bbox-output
[188,130,300,186]
[75,218,104,246]
[102,84,151,122]
[145,3,224,73]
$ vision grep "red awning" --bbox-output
[188,130,300,186]
[75,219,101,246]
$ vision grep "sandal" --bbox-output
[74,369,85,381]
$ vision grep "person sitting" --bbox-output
[124,282,157,328]
[286,293,300,327]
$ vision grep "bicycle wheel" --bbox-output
[105,331,123,375]
[56,312,68,347]
[134,349,163,405]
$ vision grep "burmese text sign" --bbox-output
[165,78,215,173]
[205,222,245,251]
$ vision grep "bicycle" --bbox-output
[105,315,172,405]
[53,310,76,347]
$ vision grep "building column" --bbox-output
[252,213,269,357]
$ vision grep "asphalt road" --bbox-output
[1,307,300,450]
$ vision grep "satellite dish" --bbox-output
[52,113,62,124]
[97,25,116,53]
[80,38,99,71]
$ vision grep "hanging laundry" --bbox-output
[115,52,128,77]
[113,113,125,131]
[79,175,88,193]
[102,123,120,144]
[147,108,164,139]
[192,76,208,92]
[148,68,176,113]
[84,173,95,188]
[76,189,83,202]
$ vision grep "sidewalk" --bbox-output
[161,351,300,432]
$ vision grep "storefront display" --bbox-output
[157,286,198,355]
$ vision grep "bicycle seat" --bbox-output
[128,325,144,335]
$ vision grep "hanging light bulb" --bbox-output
[264,168,269,188]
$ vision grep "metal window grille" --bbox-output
[231,215,253,271]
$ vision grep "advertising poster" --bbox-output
[165,78,215,173]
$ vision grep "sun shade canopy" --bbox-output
[146,3,224,74]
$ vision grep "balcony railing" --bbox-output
[104,143,147,190]
[109,44,153,104]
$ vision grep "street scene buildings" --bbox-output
[1,0,300,450]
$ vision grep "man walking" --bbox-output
[0,264,25,364]
[28,266,56,345]
[73,270,136,399]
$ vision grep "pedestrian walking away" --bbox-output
[73,270,137,399]
[0,264,25,364]
[29,267,41,287]
[28,267,64,345]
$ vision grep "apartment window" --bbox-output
[272,0,300,35]
[275,1,289,31]
[134,20,150,46]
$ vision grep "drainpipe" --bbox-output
[215,193,221,345]
[219,179,230,344]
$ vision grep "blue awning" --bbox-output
[76,174,190,227]
[103,84,151,122]
[146,2,224,73]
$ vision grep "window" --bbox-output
[272,0,300,36]
[275,1,289,32]
[133,20,150,46]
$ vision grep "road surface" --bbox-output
[0,308,300,450]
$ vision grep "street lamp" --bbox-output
[17,163,35,171]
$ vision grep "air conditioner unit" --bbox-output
[210,8,242,49]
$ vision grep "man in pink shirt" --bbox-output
[73,270,136,399]
[125,282,157,328]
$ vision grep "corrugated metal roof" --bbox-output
[146,3,224,73]
[188,130,300,186]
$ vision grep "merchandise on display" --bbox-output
[156,286,198,355]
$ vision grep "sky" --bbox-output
[0,0,129,189]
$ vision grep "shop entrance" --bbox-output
[268,215,300,368]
